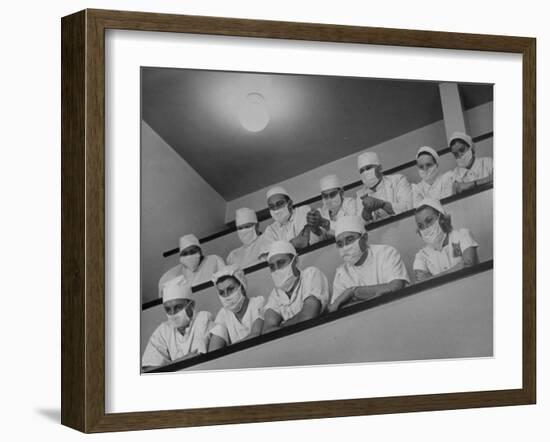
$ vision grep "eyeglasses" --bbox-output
[451,144,470,158]
[335,233,362,248]
[321,189,340,200]
[268,199,288,211]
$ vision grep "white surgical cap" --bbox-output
[267,240,297,261]
[416,198,446,215]
[162,275,192,303]
[212,264,247,290]
[266,186,290,200]
[449,131,473,148]
[235,207,257,226]
[179,234,200,252]
[334,215,366,238]
[320,174,341,192]
[416,146,440,162]
[357,151,381,170]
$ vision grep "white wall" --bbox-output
[141,121,227,302]
[2,1,548,442]
[225,102,493,220]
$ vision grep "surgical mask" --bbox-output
[338,237,364,264]
[361,168,380,189]
[420,217,446,249]
[220,287,245,313]
[168,305,192,329]
[271,257,298,292]
[180,253,201,272]
[418,165,438,184]
[270,204,291,224]
[237,226,257,246]
[456,148,473,168]
[324,193,342,214]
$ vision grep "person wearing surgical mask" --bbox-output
[328,216,409,312]
[226,208,268,270]
[263,186,320,252]
[355,151,413,223]
[306,174,358,239]
[208,265,265,347]
[412,146,456,207]
[158,234,225,298]
[413,198,479,282]
[262,241,329,334]
[142,276,218,370]
[449,131,493,194]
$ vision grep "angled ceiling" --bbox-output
[142,68,492,201]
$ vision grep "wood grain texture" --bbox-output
[60,8,537,433]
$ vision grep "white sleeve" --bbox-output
[263,291,281,316]
[302,267,330,310]
[391,175,413,214]
[141,325,170,367]
[331,267,347,304]
[458,228,479,252]
[214,255,225,269]
[413,250,428,272]
[381,246,410,283]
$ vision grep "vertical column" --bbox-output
[439,82,467,143]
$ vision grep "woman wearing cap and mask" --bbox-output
[158,233,225,298]
[262,241,329,334]
[412,146,456,207]
[142,276,218,370]
[226,208,268,270]
[263,186,320,252]
[305,174,358,239]
[355,151,413,223]
[449,131,493,194]
[328,216,409,312]
[413,198,479,282]
[208,265,265,347]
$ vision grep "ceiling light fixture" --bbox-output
[238,92,270,132]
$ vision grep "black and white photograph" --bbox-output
[139,68,494,373]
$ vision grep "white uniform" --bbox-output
[452,157,493,183]
[226,234,268,270]
[263,205,320,246]
[355,174,413,221]
[413,228,479,276]
[318,197,358,236]
[264,267,329,321]
[141,311,214,367]
[212,296,265,344]
[332,244,410,303]
[158,254,225,297]
[412,171,456,207]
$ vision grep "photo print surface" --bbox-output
[139,67,494,374]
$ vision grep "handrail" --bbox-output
[143,259,494,373]
[161,131,493,258]
[142,181,493,310]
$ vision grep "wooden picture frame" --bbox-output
[61,8,536,433]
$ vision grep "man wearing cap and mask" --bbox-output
[412,145,456,207]
[209,265,265,346]
[142,276,220,369]
[355,151,413,223]
[449,131,493,194]
[226,208,268,270]
[263,186,319,251]
[413,198,479,282]
[262,240,329,333]
[328,216,409,312]
[306,174,358,238]
[158,233,225,298]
